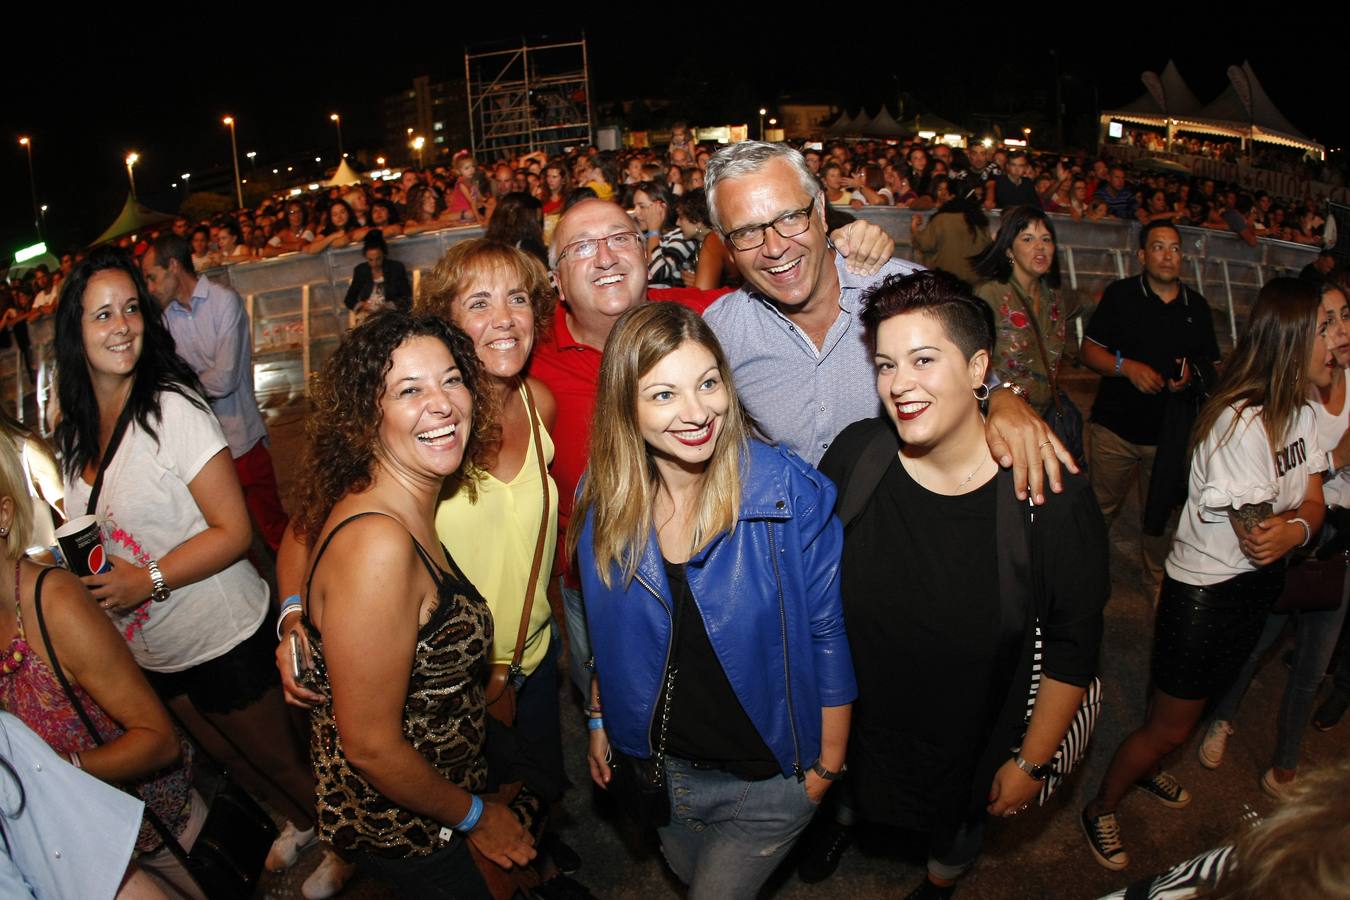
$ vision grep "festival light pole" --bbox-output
[125,152,140,199]
[18,137,41,241]
[223,115,244,209]
[412,135,426,170]
[759,108,767,141]
[246,150,257,171]
[330,113,345,159]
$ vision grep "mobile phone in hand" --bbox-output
[289,629,309,682]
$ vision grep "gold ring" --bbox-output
[1039,440,1053,449]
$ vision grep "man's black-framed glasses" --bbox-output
[556,230,642,262]
[724,196,818,251]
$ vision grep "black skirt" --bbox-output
[1151,568,1284,700]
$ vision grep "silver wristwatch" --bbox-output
[1013,753,1051,781]
[148,560,171,603]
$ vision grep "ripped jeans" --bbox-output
[657,756,816,900]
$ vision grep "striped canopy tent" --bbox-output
[1099,60,1202,151]
[1187,61,1323,156]
[1101,60,1323,158]
[89,193,176,247]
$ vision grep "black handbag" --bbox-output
[605,587,683,831]
[34,569,278,900]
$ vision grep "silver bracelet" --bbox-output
[275,605,303,640]
[1290,517,1312,548]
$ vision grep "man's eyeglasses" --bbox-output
[724,197,818,251]
[557,230,642,262]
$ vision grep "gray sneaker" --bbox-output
[1132,771,1191,809]
[1198,720,1234,769]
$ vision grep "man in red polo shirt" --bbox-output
[533,197,896,693]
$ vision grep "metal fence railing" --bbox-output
[6,212,1318,428]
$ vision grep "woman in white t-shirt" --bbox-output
[52,248,320,877]
[1199,278,1350,796]
[1082,278,1329,872]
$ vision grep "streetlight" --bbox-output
[222,115,243,209]
[125,152,140,198]
[330,113,345,159]
[412,135,426,169]
[246,150,257,171]
[376,156,386,167]
[1023,127,1032,149]
[181,172,191,196]
[759,108,767,141]
[39,205,47,231]
[18,136,41,241]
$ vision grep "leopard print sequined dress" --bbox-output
[302,513,493,858]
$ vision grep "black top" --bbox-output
[819,417,1109,834]
[838,456,1006,830]
[1085,275,1221,445]
[657,558,780,781]
[993,174,1041,209]
[344,259,413,311]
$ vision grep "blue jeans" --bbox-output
[928,816,987,882]
[1212,568,1350,770]
[658,757,817,900]
[561,580,591,698]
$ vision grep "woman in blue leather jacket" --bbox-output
[568,301,856,900]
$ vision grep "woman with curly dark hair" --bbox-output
[289,311,535,897]
[53,246,320,881]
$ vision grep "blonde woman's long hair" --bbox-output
[567,303,751,588]
[1190,277,1318,458]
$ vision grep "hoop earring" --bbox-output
[973,384,990,402]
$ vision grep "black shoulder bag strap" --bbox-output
[837,421,901,529]
[32,567,197,872]
[86,399,136,516]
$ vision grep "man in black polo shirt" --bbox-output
[1082,221,1221,589]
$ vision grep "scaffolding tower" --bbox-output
[465,35,593,158]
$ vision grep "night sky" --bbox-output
[3,12,1335,257]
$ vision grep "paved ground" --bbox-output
[255,365,1350,900]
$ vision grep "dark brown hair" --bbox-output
[290,312,493,539]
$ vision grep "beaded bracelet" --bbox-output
[587,717,605,731]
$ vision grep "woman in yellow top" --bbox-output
[417,239,588,878]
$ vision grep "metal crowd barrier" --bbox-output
[856,207,1319,353]
[1,212,1318,424]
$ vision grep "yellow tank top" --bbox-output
[434,384,558,674]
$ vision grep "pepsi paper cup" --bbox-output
[54,515,113,577]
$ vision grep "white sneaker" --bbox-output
[302,849,357,900]
[1198,720,1234,770]
[266,821,317,872]
[1261,768,1296,800]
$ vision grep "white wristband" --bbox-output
[276,605,303,640]
[1290,517,1312,548]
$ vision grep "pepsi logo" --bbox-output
[87,545,108,574]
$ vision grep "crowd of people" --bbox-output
[0,131,1348,900]
[1116,127,1332,181]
